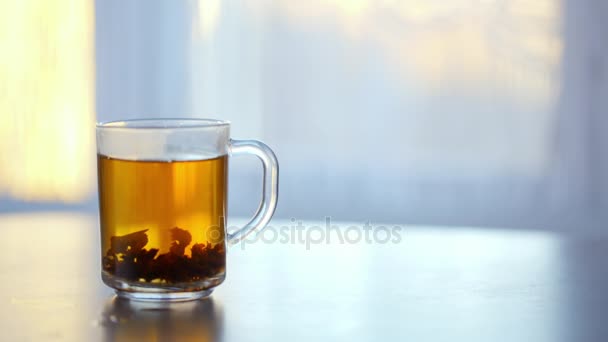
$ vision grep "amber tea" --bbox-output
[97,154,228,292]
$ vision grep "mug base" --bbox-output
[103,271,224,302]
[116,289,213,302]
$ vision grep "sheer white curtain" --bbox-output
[549,0,608,229]
[95,0,608,230]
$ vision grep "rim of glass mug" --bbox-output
[96,118,230,130]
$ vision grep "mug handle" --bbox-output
[227,139,279,245]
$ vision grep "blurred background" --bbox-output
[1,0,607,230]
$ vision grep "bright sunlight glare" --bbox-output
[0,0,95,203]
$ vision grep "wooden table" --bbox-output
[1,212,607,341]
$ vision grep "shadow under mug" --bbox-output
[96,118,278,301]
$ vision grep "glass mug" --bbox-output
[96,119,278,301]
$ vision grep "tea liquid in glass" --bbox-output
[97,154,227,289]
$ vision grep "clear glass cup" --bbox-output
[96,118,278,301]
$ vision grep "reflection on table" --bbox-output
[101,297,223,342]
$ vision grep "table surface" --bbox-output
[1,212,608,342]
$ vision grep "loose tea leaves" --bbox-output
[103,227,225,283]
[169,227,192,256]
[109,229,149,254]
